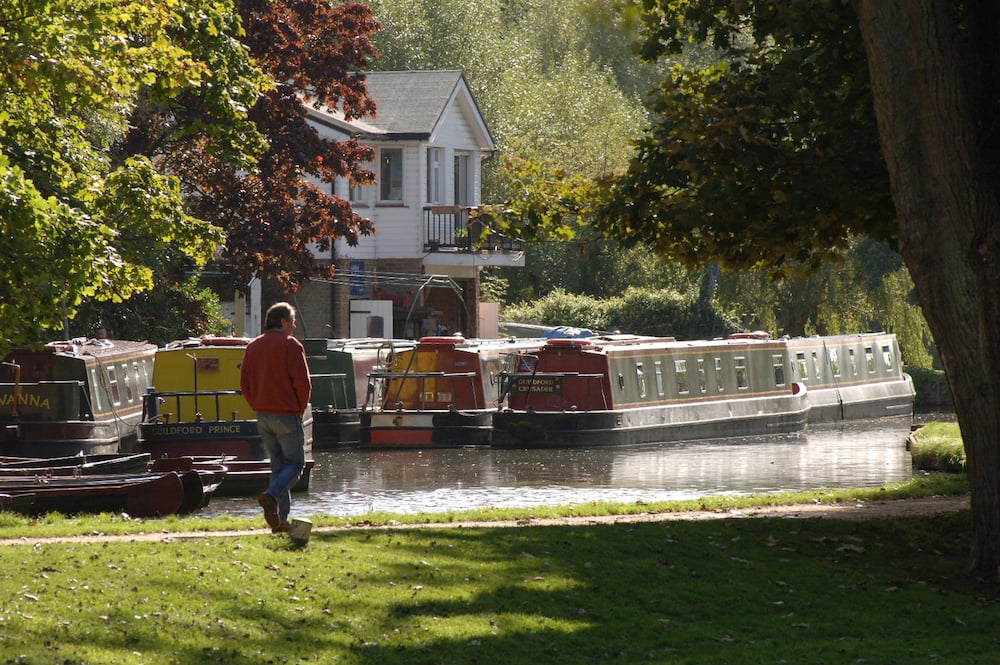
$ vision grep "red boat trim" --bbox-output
[546,338,594,348]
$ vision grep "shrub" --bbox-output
[503,287,738,339]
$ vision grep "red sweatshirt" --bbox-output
[240,331,312,416]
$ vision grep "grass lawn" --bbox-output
[0,471,995,664]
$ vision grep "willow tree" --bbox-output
[603,0,1000,580]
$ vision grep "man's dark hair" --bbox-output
[264,302,295,331]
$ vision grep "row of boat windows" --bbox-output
[627,344,895,399]
[87,359,153,412]
[630,356,747,399]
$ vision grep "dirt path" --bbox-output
[0,494,970,546]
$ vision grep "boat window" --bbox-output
[697,359,707,393]
[89,368,104,411]
[811,351,821,380]
[123,363,134,403]
[654,361,665,397]
[865,346,876,373]
[772,354,785,387]
[675,359,689,395]
[828,348,840,377]
[734,356,748,390]
[617,373,625,390]
[881,344,894,371]
[107,365,121,405]
[795,352,808,382]
[635,363,647,398]
[849,348,857,376]
[714,357,724,392]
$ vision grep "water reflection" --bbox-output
[201,419,915,520]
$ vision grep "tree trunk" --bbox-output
[854,0,1000,581]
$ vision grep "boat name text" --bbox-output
[510,376,562,394]
[146,423,246,436]
[0,392,53,411]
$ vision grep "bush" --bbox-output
[503,287,738,339]
[906,365,953,409]
[909,421,965,472]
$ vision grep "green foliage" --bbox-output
[0,0,257,354]
[906,365,954,410]
[711,238,934,368]
[73,275,232,346]
[909,422,966,472]
[495,241,702,303]
[503,286,737,339]
[602,0,895,277]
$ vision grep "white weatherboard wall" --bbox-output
[349,300,393,338]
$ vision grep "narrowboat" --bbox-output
[138,336,314,493]
[0,469,211,517]
[783,333,915,422]
[305,338,412,448]
[492,334,812,448]
[364,336,546,447]
[0,339,158,457]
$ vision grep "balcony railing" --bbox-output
[423,206,523,253]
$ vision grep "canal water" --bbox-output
[200,418,920,520]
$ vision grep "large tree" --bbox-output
[123,0,381,292]
[606,0,1000,579]
[0,0,243,354]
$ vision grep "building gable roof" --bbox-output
[308,70,494,152]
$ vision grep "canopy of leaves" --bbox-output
[600,0,896,277]
[0,0,230,352]
[122,0,381,292]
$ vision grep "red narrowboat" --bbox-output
[364,335,545,448]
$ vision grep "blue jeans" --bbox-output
[257,413,306,522]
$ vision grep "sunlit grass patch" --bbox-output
[910,421,966,471]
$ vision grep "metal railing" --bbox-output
[423,206,523,253]
[142,389,244,423]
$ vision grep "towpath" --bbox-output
[0,494,969,547]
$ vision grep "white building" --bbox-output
[266,70,524,340]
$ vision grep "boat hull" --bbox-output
[363,336,546,449]
[492,393,810,448]
[0,471,190,518]
[367,410,493,448]
[312,410,363,448]
[805,378,916,422]
[0,339,157,457]
[138,339,315,493]
[140,419,265,459]
[493,332,913,449]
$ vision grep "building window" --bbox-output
[349,161,375,205]
[454,153,471,206]
[427,148,444,203]
[380,148,403,202]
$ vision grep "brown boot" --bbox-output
[256,492,281,530]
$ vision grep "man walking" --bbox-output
[240,302,312,532]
